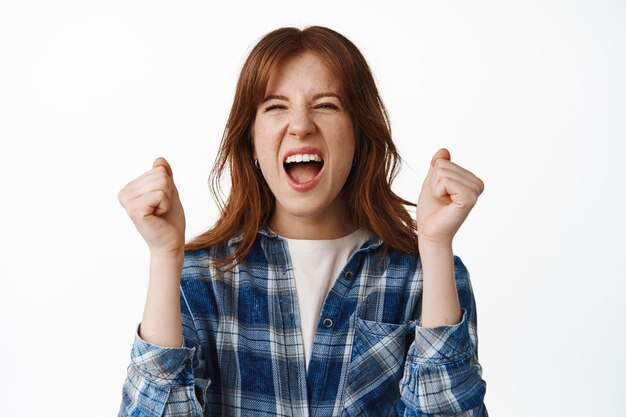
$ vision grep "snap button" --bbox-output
[344,270,354,279]
[322,318,333,328]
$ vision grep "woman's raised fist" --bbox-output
[117,157,186,257]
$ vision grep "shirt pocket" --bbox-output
[342,318,415,416]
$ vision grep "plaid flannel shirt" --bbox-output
[119,229,487,416]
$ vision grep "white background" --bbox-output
[1,1,625,415]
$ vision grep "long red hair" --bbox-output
[185,26,419,269]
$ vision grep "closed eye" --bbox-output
[264,104,287,112]
[315,103,339,110]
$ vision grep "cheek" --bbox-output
[334,135,356,179]
[252,124,268,158]
[252,131,279,165]
[253,120,273,144]
[341,127,356,160]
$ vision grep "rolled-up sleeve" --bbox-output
[118,290,211,416]
[399,255,488,416]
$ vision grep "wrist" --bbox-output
[149,251,185,283]
[418,237,453,251]
[150,248,185,263]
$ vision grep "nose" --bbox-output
[287,109,315,139]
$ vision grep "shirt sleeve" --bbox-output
[398,255,488,416]
[118,287,211,417]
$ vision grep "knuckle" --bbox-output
[157,190,171,208]
[156,176,170,190]
[118,190,133,207]
[434,158,448,169]
[127,206,140,219]
[156,188,168,200]
[440,170,453,180]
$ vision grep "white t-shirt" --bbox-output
[282,228,371,369]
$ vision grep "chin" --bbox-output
[274,191,339,220]
[283,201,329,219]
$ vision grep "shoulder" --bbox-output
[180,233,271,282]
[180,247,212,283]
[183,246,214,266]
[181,241,234,282]
[380,247,472,283]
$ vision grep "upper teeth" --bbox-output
[285,154,323,163]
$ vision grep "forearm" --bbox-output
[418,241,461,328]
[401,249,487,414]
[139,252,184,347]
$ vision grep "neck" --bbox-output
[269,197,357,240]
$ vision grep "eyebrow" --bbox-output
[260,92,343,103]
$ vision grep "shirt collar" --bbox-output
[228,227,383,253]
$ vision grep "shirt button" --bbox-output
[344,271,354,279]
[323,318,333,328]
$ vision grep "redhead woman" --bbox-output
[117,26,487,416]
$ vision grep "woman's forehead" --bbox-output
[263,52,345,97]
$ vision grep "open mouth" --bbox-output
[283,153,324,184]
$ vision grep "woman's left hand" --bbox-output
[416,148,485,246]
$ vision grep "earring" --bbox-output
[254,159,260,169]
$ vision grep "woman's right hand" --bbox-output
[118,157,186,257]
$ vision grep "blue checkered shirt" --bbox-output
[119,230,488,416]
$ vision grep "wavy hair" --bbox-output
[185,26,418,269]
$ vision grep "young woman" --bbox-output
[117,26,487,416]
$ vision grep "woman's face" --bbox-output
[252,52,356,238]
